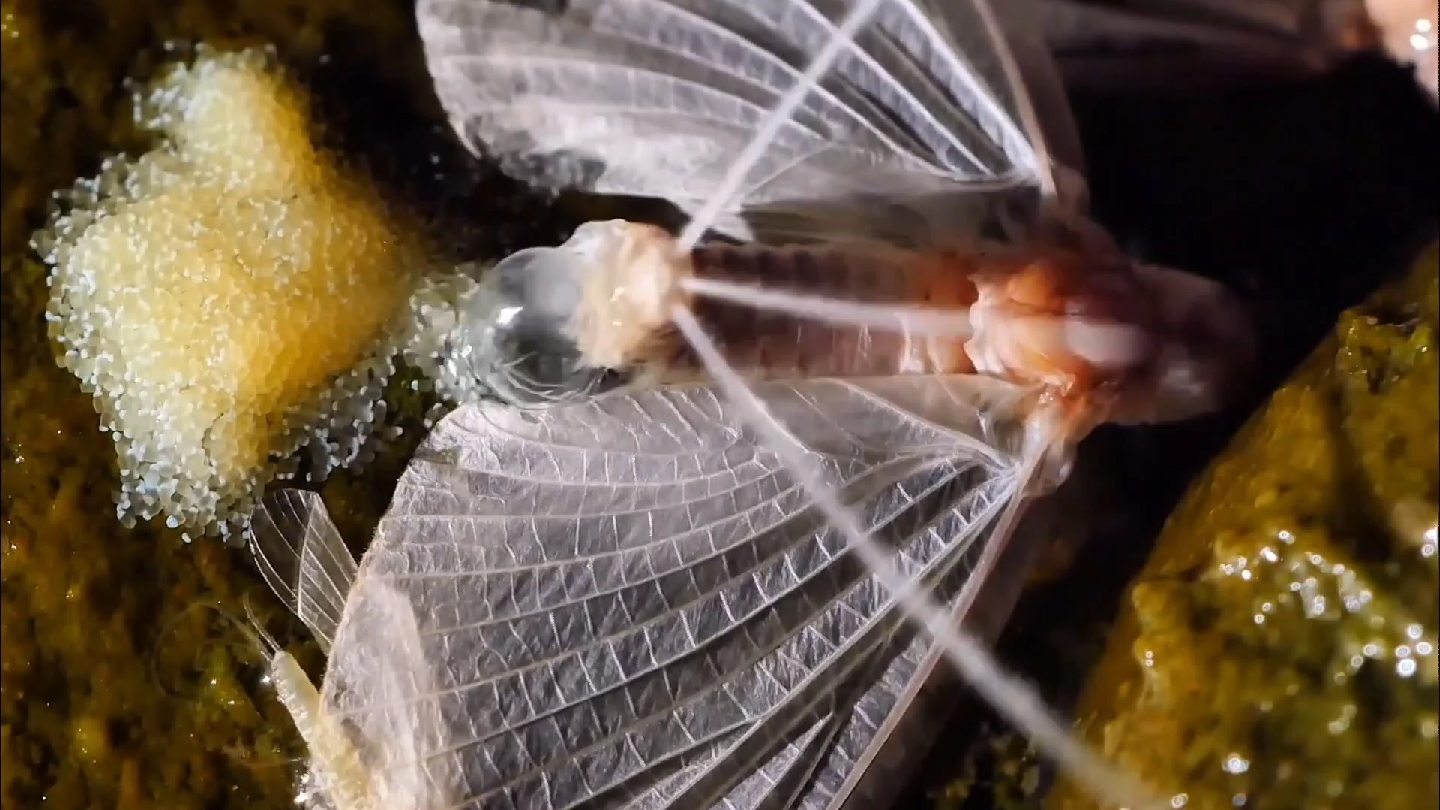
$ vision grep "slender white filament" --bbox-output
[965,0,1054,197]
[670,302,1165,810]
[680,275,973,338]
[674,0,890,251]
[665,1,1158,805]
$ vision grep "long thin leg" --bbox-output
[669,302,1160,810]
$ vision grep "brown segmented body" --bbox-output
[569,221,1177,433]
[659,243,983,380]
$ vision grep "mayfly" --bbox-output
[249,1,1254,809]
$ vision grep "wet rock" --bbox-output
[1051,242,1439,810]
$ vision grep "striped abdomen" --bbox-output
[653,243,981,381]
[565,219,1205,422]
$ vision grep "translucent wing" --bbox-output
[249,489,358,653]
[250,491,462,808]
[417,0,1085,242]
[283,375,1045,810]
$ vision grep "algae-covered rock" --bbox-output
[0,1,561,808]
[1051,242,1439,810]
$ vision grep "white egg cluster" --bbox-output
[396,268,499,407]
[33,46,438,541]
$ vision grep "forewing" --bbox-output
[417,0,1084,242]
[314,376,1035,810]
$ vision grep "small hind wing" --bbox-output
[320,577,460,809]
[249,491,454,807]
[249,489,359,654]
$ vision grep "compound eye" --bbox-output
[486,247,584,344]
[459,247,610,405]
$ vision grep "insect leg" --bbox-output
[668,301,1161,809]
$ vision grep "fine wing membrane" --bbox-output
[249,488,358,654]
[253,376,1042,810]
[417,0,1084,242]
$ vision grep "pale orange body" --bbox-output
[676,242,981,379]
[566,221,1187,434]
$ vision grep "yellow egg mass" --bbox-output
[34,47,432,540]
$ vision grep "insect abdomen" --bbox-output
[661,243,978,380]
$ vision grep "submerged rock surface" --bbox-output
[1051,242,1439,810]
[1,1,560,807]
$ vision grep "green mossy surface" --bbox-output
[1049,244,1439,810]
[0,1,563,807]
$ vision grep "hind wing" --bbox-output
[250,489,461,809]
[249,488,358,654]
